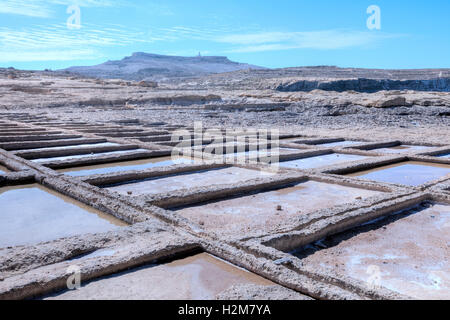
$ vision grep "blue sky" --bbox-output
[0,0,449,70]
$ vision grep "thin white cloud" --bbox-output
[215,30,403,52]
[0,0,52,18]
[0,22,154,62]
[139,27,403,52]
[0,49,99,62]
[157,25,255,42]
[0,23,152,50]
[0,14,404,63]
[0,0,123,18]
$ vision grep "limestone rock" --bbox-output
[374,96,407,108]
[137,80,158,88]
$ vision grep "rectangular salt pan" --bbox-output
[19,142,121,153]
[224,148,298,159]
[59,156,195,177]
[0,184,126,248]
[44,253,273,300]
[31,149,148,163]
[292,202,450,300]
[318,141,365,148]
[175,181,381,236]
[279,153,369,170]
[373,145,432,154]
[348,161,450,186]
[105,167,274,196]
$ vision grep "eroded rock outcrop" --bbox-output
[276,78,450,93]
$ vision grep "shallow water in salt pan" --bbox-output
[373,145,431,154]
[19,142,120,153]
[59,156,196,177]
[318,141,365,148]
[106,167,273,196]
[0,184,126,248]
[279,153,369,170]
[348,161,450,186]
[293,202,450,300]
[45,253,273,300]
[175,180,381,236]
[31,149,148,163]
